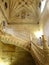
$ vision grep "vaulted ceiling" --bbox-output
[0,0,40,24]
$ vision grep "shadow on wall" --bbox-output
[11,46,36,65]
[11,52,36,65]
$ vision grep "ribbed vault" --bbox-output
[0,0,40,24]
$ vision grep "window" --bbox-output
[41,0,46,13]
[4,2,8,9]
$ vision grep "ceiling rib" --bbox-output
[0,6,8,23]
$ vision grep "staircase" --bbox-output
[0,41,36,65]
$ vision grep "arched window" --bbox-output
[4,2,8,9]
[39,2,41,8]
[41,0,46,13]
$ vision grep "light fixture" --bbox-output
[34,30,43,39]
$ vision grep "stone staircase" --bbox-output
[0,33,31,52]
[0,41,36,65]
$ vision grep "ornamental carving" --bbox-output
[0,0,40,24]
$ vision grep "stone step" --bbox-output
[0,42,36,65]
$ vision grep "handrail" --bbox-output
[0,32,30,52]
